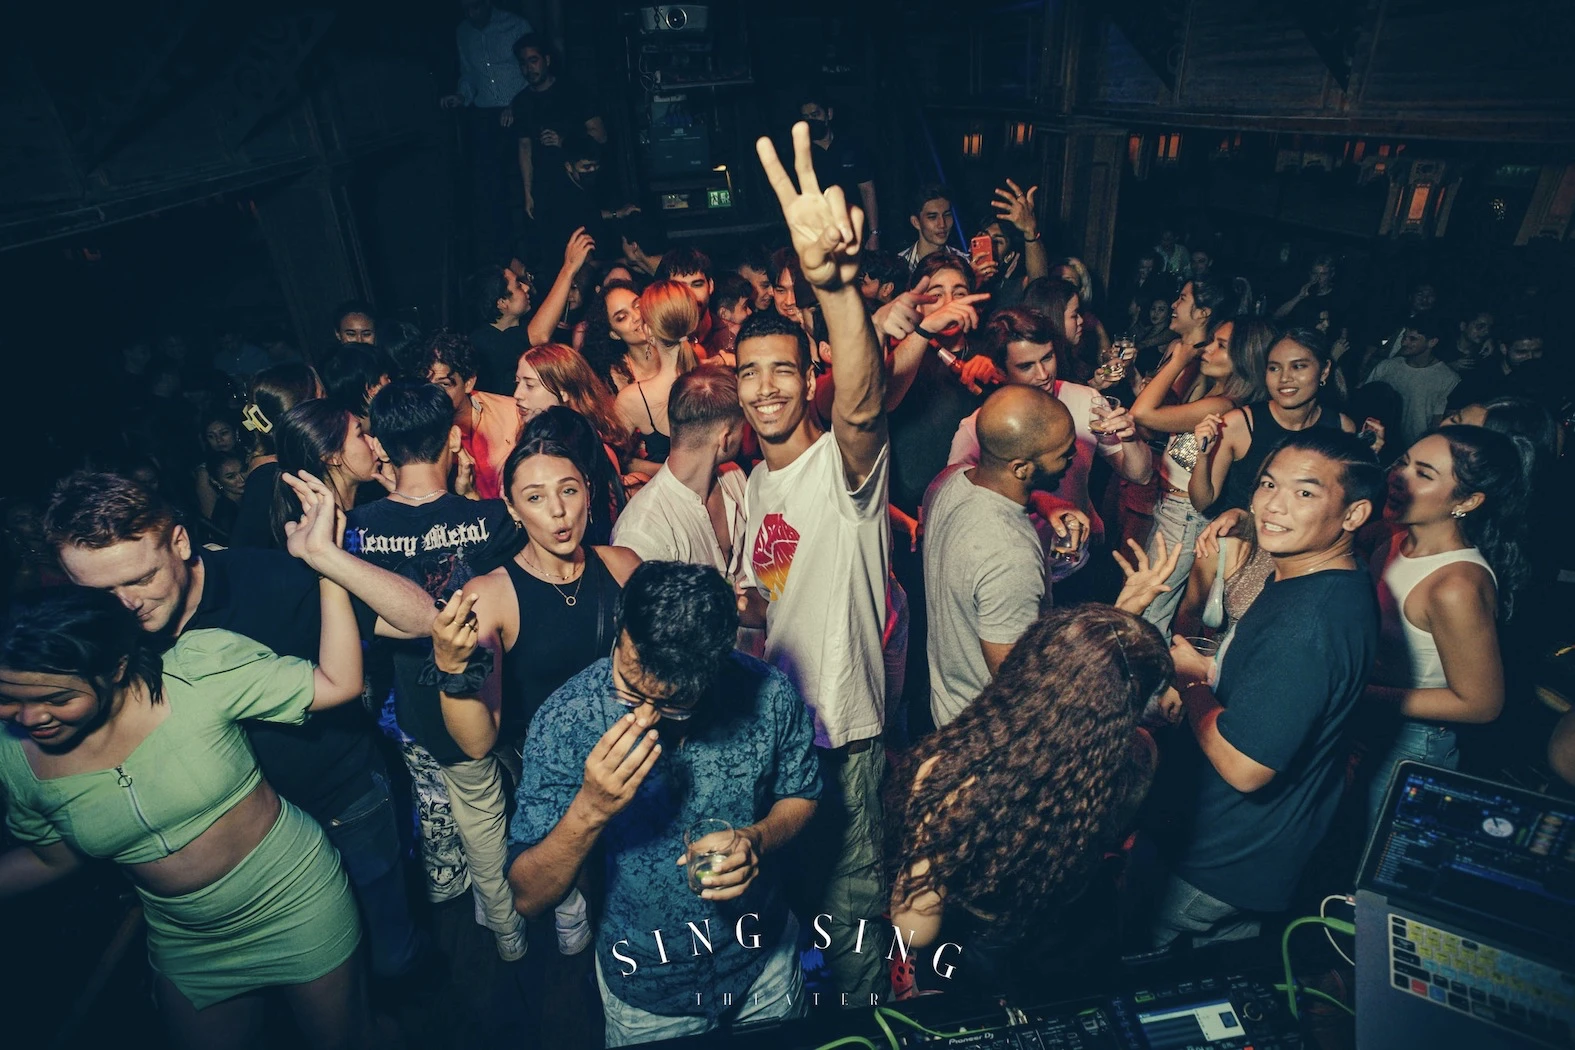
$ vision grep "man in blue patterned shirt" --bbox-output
[506,562,821,1046]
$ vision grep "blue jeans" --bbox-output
[1150,874,1261,949]
[1140,494,1208,636]
[595,912,807,1046]
[1365,720,1459,830]
[324,771,424,979]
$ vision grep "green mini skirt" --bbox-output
[140,800,361,1010]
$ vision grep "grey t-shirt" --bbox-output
[922,465,1046,727]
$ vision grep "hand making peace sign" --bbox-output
[755,122,864,291]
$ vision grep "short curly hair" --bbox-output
[397,329,477,383]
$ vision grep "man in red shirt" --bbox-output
[412,331,517,500]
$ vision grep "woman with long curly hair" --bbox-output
[890,604,1171,995]
[581,280,655,393]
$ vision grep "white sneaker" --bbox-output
[554,888,592,955]
[495,926,528,962]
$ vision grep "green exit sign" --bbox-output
[708,188,732,209]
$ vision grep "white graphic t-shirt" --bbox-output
[744,432,890,749]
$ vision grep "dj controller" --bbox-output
[895,972,1303,1050]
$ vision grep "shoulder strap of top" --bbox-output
[1241,403,1255,436]
[637,382,658,430]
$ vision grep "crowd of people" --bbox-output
[1,76,1572,1050]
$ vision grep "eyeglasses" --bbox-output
[609,642,696,720]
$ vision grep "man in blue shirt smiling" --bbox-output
[504,562,821,1046]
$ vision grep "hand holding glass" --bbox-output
[684,819,737,894]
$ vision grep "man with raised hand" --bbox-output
[735,122,892,998]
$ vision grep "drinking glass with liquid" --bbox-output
[1089,395,1124,445]
[684,818,736,894]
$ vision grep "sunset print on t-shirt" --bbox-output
[751,513,800,602]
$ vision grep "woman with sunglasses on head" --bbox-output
[1189,326,1374,519]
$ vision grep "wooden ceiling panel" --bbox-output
[1179,0,1332,111]
[1358,0,1575,109]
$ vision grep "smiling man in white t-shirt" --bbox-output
[736,123,892,999]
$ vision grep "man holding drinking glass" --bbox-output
[503,561,821,1046]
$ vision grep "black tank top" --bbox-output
[1220,400,1343,512]
[637,382,671,462]
[500,548,622,745]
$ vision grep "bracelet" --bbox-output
[418,646,495,697]
[1022,232,1042,243]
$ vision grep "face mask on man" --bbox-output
[803,119,830,141]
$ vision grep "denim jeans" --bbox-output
[324,771,424,978]
[1140,493,1208,635]
[1150,874,1260,950]
[595,912,807,1047]
[1365,720,1459,829]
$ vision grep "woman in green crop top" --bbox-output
[0,585,379,1050]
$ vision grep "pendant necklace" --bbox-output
[523,551,584,606]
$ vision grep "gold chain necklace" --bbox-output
[522,550,584,606]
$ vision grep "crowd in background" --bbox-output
[1,7,1573,1049]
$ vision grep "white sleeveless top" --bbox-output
[1372,533,1495,690]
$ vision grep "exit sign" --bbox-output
[708,188,732,209]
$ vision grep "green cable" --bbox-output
[808,1037,881,1050]
[1281,914,1358,1019]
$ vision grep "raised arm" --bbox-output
[1130,341,1232,434]
[282,471,436,640]
[527,228,595,346]
[310,577,364,709]
[277,483,364,707]
[993,181,1047,283]
[757,123,886,486]
[1188,408,1246,512]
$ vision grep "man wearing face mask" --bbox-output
[799,91,880,250]
[529,133,629,264]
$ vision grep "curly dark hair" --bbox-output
[893,605,1171,930]
[582,280,642,390]
[396,329,476,384]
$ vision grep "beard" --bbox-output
[1029,466,1070,494]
